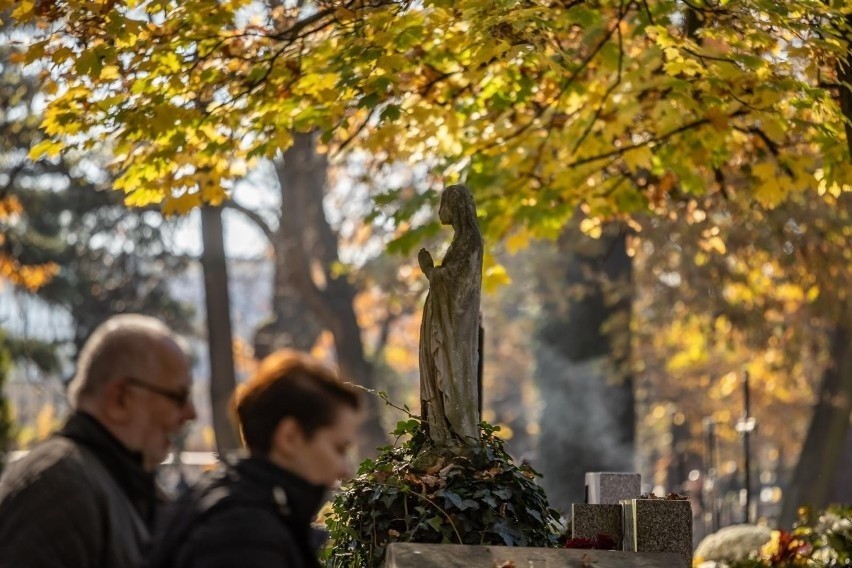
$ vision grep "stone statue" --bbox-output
[418,184,483,445]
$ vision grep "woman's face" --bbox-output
[274,407,360,488]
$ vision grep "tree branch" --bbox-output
[222,199,277,243]
[567,108,749,169]
[571,0,626,155]
[555,4,623,91]
[371,309,398,364]
[335,106,377,155]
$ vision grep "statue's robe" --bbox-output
[419,185,483,444]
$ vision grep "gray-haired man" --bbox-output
[0,314,196,568]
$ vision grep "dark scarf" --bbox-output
[224,456,327,567]
[59,411,158,529]
[232,456,328,531]
[149,454,327,568]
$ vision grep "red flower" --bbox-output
[768,530,812,564]
[565,534,618,551]
[565,538,596,549]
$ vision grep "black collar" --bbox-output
[230,455,328,531]
[59,411,158,528]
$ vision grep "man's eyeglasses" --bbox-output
[124,376,192,408]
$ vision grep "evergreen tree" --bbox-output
[1,44,190,396]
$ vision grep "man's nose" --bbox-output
[340,456,355,481]
[183,399,198,422]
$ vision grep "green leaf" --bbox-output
[387,222,441,255]
[75,49,103,76]
[392,419,419,436]
[358,93,381,109]
[426,516,444,532]
[381,104,401,122]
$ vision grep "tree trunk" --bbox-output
[780,321,852,525]
[329,294,389,455]
[275,133,387,455]
[252,247,322,359]
[200,205,241,454]
[779,16,852,525]
[534,222,635,510]
[0,339,11,474]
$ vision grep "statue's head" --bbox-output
[439,184,474,225]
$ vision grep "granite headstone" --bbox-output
[622,498,693,568]
[585,472,641,505]
[572,503,624,546]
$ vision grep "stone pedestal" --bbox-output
[622,499,693,568]
[571,503,624,546]
[382,542,681,568]
[585,472,641,504]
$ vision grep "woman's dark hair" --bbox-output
[233,349,361,454]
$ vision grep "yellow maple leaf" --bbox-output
[505,229,531,255]
[704,107,728,131]
[11,0,34,20]
[29,138,64,160]
[623,147,653,172]
[99,65,121,81]
[483,263,511,293]
[752,162,776,181]
[482,251,511,293]
[162,191,202,215]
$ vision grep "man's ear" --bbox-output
[272,417,304,456]
[101,378,133,424]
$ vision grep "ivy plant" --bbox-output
[324,419,560,568]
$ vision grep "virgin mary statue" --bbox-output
[418,184,483,445]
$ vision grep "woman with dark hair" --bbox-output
[148,350,361,568]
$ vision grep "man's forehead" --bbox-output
[156,334,188,356]
[148,338,192,377]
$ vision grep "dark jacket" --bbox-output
[0,412,159,568]
[148,456,326,568]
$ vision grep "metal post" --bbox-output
[735,370,756,524]
[744,371,751,523]
[477,312,484,418]
[704,417,719,532]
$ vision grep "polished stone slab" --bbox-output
[585,472,641,505]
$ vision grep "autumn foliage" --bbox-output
[3,0,848,234]
[0,196,58,291]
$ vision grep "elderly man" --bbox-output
[0,314,196,568]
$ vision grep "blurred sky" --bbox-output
[169,170,277,259]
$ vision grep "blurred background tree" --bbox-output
[0,42,191,445]
[0,334,11,473]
